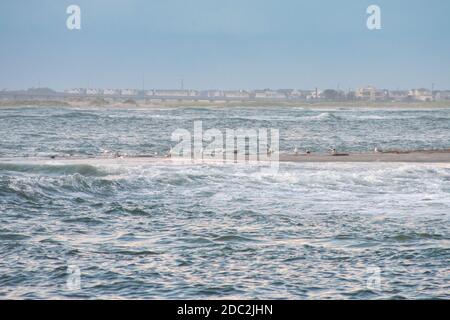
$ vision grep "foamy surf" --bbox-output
[1,106,449,300]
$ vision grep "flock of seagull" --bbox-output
[46,146,384,160]
[164,146,383,158]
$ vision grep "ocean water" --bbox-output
[2,106,450,157]
[0,106,449,299]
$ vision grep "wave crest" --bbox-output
[0,163,109,177]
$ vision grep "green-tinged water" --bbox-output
[0,106,449,299]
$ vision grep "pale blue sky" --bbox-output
[1,0,449,90]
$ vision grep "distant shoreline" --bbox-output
[1,99,450,109]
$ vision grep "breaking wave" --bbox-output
[0,163,110,177]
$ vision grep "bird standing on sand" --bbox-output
[330,148,337,155]
[294,147,298,155]
[166,146,172,157]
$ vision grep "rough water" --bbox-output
[2,106,450,157]
[0,106,449,299]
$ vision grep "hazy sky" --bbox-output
[1,0,449,90]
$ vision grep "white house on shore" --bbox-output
[103,89,119,95]
[306,89,322,100]
[120,89,138,96]
[388,90,409,101]
[202,90,223,98]
[254,89,286,99]
[65,88,86,95]
[152,90,197,97]
[223,90,250,99]
[355,86,388,101]
[86,88,102,95]
[409,89,433,102]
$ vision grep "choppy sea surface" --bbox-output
[0,106,449,299]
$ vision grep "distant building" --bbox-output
[355,86,374,100]
[86,88,102,95]
[201,90,223,98]
[103,89,119,95]
[356,86,388,101]
[197,90,223,98]
[388,90,409,101]
[288,89,309,99]
[254,89,286,99]
[120,89,138,96]
[223,90,250,99]
[153,90,197,97]
[65,88,86,95]
[409,88,433,102]
[306,89,322,100]
[39,86,450,102]
[276,89,294,98]
[436,90,450,101]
